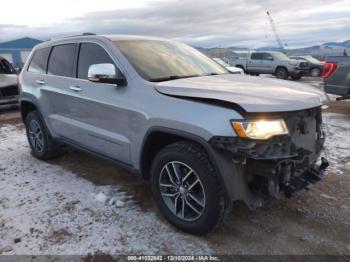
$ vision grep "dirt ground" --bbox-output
[0,85,349,257]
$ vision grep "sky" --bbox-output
[0,0,350,48]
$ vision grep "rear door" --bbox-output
[42,43,80,140]
[260,53,274,73]
[22,47,52,110]
[57,42,132,164]
[248,53,263,72]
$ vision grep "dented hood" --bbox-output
[154,74,329,112]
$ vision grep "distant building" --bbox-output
[0,37,43,69]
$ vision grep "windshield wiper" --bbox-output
[149,74,202,82]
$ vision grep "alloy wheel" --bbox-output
[159,161,206,221]
[28,119,44,153]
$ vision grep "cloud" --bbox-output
[1,0,350,48]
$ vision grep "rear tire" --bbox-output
[25,111,62,160]
[276,67,289,80]
[151,141,225,235]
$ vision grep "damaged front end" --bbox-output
[210,107,329,202]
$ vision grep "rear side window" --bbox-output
[251,53,263,60]
[48,44,76,77]
[28,48,50,74]
[77,43,115,79]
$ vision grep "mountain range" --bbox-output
[197,39,350,58]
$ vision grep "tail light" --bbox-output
[322,62,337,78]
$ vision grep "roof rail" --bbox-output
[50,33,96,40]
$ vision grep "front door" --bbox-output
[60,42,132,164]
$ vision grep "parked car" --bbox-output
[290,55,324,77]
[0,56,19,109]
[212,58,244,74]
[233,51,309,80]
[322,56,350,100]
[19,35,329,235]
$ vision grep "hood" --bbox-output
[226,67,244,74]
[154,74,329,113]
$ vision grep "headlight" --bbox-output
[231,119,288,140]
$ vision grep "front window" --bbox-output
[113,40,228,82]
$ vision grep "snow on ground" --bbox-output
[0,125,211,255]
[322,113,350,175]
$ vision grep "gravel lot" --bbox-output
[0,79,349,258]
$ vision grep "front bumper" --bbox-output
[210,107,327,202]
[283,157,329,198]
[291,67,309,76]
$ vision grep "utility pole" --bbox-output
[266,11,286,52]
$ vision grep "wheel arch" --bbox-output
[20,99,54,138]
[235,64,245,72]
[20,99,38,122]
[139,127,230,203]
[275,65,288,74]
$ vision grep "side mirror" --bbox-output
[88,63,126,86]
[267,56,274,61]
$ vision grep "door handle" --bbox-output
[69,86,82,92]
[36,80,45,85]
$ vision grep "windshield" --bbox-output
[304,56,321,63]
[213,58,230,67]
[113,40,228,82]
[272,52,290,60]
[0,59,16,74]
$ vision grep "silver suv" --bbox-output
[20,35,329,235]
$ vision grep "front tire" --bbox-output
[151,141,225,235]
[25,111,62,160]
[310,67,321,77]
[275,67,289,79]
[291,74,302,81]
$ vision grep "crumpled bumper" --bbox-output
[209,107,327,202]
[283,157,329,198]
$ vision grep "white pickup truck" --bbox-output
[232,51,309,80]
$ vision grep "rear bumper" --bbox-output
[324,84,350,96]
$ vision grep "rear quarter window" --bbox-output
[47,44,76,77]
[27,48,51,74]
